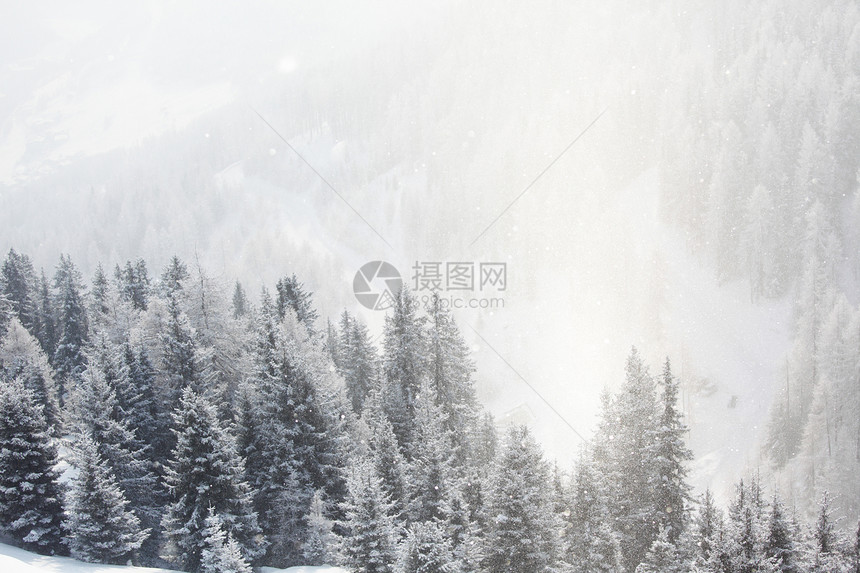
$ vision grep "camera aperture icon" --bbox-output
[353,261,403,310]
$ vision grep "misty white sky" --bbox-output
[0,1,790,500]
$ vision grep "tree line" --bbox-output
[0,249,858,572]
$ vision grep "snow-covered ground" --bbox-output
[0,543,347,573]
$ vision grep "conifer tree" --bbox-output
[160,256,189,297]
[565,447,622,573]
[338,310,378,414]
[425,293,478,465]
[765,493,797,573]
[90,264,110,318]
[608,348,660,571]
[650,358,693,542]
[406,379,457,525]
[338,458,398,573]
[1,248,38,333]
[397,520,461,573]
[363,389,410,524]
[200,509,253,573]
[382,286,426,450]
[635,527,687,573]
[162,387,263,571]
[693,489,722,568]
[0,380,65,555]
[231,281,248,319]
[34,270,56,359]
[80,337,164,562]
[161,289,196,387]
[302,489,339,566]
[275,274,319,330]
[0,317,60,430]
[482,425,560,573]
[116,259,151,311]
[52,254,89,405]
[66,434,148,565]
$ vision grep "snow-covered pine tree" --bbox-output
[0,316,60,430]
[235,293,307,566]
[325,317,340,368]
[66,433,148,565]
[338,458,399,573]
[565,447,622,573]
[608,347,660,572]
[80,336,164,563]
[406,377,457,525]
[200,509,252,573]
[159,256,189,298]
[275,274,319,332]
[90,264,110,319]
[338,310,378,414]
[302,489,339,566]
[469,411,498,470]
[248,304,351,566]
[764,493,797,573]
[0,379,65,555]
[425,293,478,466]
[34,270,56,359]
[724,478,768,573]
[382,286,426,451]
[231,280,249,319]
[115,259,151,311]
[692,489,722,568]
[117,342,164,462]
[52,254,89,406]
[161,387,263,572]
[482,425,560,573]
[635,527,687,573]
[397,520,461,573]
[650,358,693,542]
[0,292,9,338]
[160,284,197,402]
[67,360,157,514]
[362,389,410,524]
[809,491,852,572]
[1,248,38,334]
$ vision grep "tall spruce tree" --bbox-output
[765,493,797,573]
[362,389,410,524]
[199,509,253,573]
[565,447,622,573]
[338,310,378,414]
[382,286,426,450]
[338,458,398,573]
[650,358,693,542]
[425,293,478,465]
[52,254,88,406]
[593,348,661,572]
[406,378,457,525]
[275,274,319,331]
[161,387,263,571]
[66,434,148,565]
[231,281,248,320]
[34,270,57,359]
[482,425,560,573]
[0,317,60,431]
[0,380,65,555]
[1,248,38,334]
[397,520,461,573]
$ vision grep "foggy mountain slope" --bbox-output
[0,0,849,513]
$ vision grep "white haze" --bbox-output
[0,1,796,503]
